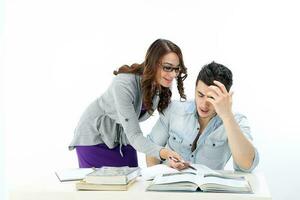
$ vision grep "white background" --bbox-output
[1,0,300,199]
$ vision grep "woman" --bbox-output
[69,39,188,168]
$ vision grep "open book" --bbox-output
[144,164,252,193]
[141,164,221,180]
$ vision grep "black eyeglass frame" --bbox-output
[160,63,181,74]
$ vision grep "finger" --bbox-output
[206,91,218,100]
[168,160,177,168]
[176,162,185,168]
[209,85,223,96]
[175,163,185,170]
[171,153,184,162]
[168,159,183,169]
[169,161,182,169]
[178,164,187,171]
[213,80,228,94]
[206,97,216,107]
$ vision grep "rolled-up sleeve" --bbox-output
[233,114,260,172]
[233,148,259,172]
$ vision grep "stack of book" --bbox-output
[76,166,141,191]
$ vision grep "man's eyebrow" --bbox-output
[197,91,205,96]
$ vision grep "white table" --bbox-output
[10,171,272,200]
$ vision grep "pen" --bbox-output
[168,156,197,171]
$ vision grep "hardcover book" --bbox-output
[85,166,140,185]
[76,178,137,191]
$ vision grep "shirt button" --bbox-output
[189,144,192,146]
[173,137,176,140]
[197,127,200,130]
[212,143,215,147]
[125,118,129,122]
[191,155,194,157]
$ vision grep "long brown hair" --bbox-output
[113,39,187,114]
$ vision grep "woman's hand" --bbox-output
[168,156,190,170]
[159,148,185,170]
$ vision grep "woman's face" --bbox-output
[195,80,216,120]
[155,52,180,88]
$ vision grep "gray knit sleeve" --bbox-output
[111,75,162,158]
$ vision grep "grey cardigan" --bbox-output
[69,73,162,158]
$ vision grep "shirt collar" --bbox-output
[190,102,222,130]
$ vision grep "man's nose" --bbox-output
[204,98,210,106]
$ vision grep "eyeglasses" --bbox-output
[160,64,181,74]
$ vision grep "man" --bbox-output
[146,61,259,172]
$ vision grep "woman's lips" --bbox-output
[164,77,172,83]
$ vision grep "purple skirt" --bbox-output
[75,144,138,168]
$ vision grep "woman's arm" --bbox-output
[112,74,183,162]
[145,104,172,166]
[146,102,186,169]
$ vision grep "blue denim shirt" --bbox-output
[147,101,259,172]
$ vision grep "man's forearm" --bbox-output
[223,114,255,169]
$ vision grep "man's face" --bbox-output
[195,80,216,119]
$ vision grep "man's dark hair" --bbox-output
[196,61,233,91]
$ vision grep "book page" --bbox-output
[152,172,199,185]
[141,164,179,180]
[201,176,248,188]
[192,164,221,176]
[141,164,217,180]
